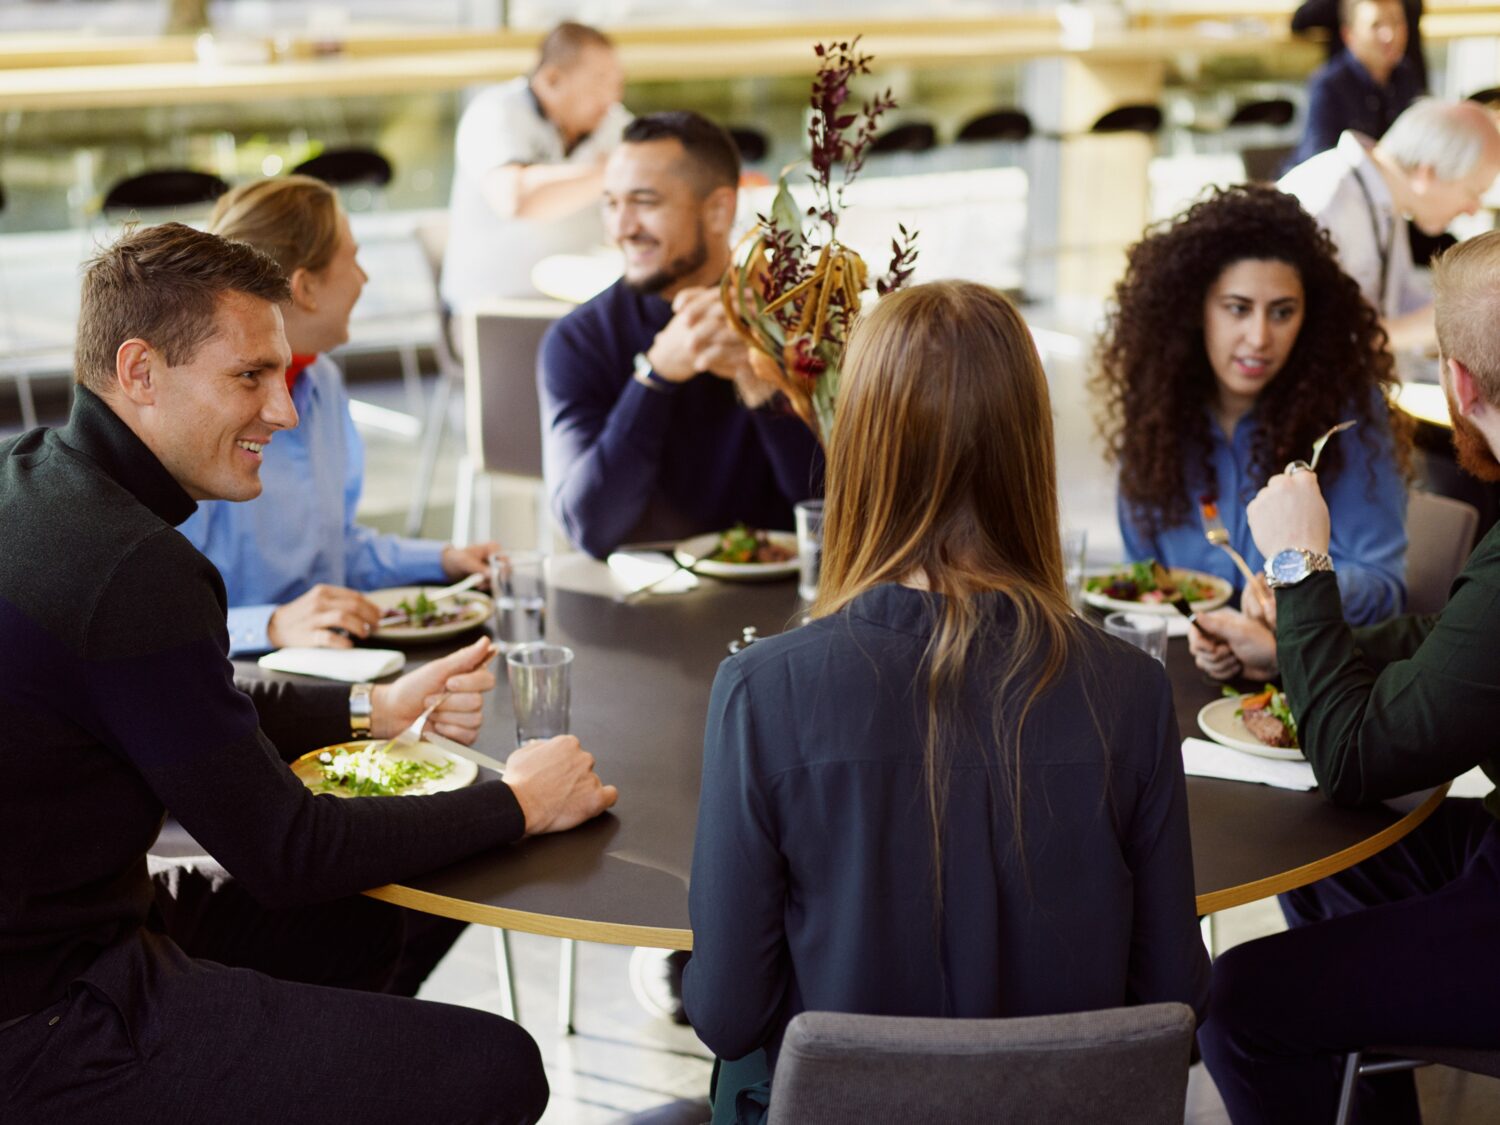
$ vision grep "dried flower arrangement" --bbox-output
[721,38,920,445]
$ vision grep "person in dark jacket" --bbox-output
[685,281,1210,1124]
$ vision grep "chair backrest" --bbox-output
[1405,489,1479,615]
[956,109,1033,143]
[293,147,394,189]
[870,122,938,154]
[768,1003,1196,1125]
[1241,145,1295,183]
[1091,104,1163,134]
[462,299,572,479]
[102,168,230,216]
[728,126,770,164]
[1228,98,1295,127]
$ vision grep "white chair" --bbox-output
[1405,489,1479,615]
[451,298,571,549]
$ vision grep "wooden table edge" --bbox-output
[363,883,694,950]
[1193,781,1452,915]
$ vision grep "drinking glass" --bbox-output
[489,550,547,652]
[1103,611,1169,664]
[505,643,573,747]
[1061,527,1088,611]
[794,499,824,603]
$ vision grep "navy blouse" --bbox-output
[684,584,1210,1065]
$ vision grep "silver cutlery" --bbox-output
[1285,419,1356,475]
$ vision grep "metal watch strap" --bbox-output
[1265,549,1334,588]
[349,682,374,738]
[632,351,677,393]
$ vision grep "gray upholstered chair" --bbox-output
[767,1003,1196,1125]
[1405,489,1479,615]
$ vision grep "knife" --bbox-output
[1150,561,1219,641]
[421,730,510,776]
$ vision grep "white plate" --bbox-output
[1197,696,1306,761]
[290,739,480,798]
[675,531,800,581]
[1083,567,1233,615]
[368,586,493,643]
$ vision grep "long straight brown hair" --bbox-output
[812,280,1086,909]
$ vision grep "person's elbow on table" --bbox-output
[505,735,618,835]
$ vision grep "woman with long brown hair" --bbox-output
[684,281,1208,1123]
[1093,184,1411,626]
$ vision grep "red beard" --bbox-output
[1446,382,1500,483]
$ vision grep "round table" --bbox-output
[358,571,1446,947]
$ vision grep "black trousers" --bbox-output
[0,862,547,1124]
[1199,799,1500,1125]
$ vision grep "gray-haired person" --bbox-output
[1280,97,1500,350]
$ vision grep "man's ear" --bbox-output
[114,339,159,406]
[1450,357,1484,416]
[703,185,737,238]
[288,266,317,313]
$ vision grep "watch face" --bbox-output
[1270,549,1307,584]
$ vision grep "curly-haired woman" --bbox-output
[1093,184,1413,625]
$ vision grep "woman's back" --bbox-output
[684,584,1209,1065]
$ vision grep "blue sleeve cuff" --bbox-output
[228,604,276,656]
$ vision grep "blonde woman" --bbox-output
[179,176,498,656]
[684,282,1209,1122]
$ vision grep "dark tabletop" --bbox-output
[235,573,1446,946]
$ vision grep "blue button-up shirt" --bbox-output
[178,355,447,653]
[1287,52,1423,170]
[1118,403,1407,625]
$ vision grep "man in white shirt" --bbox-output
[1279,98,1500,349]
[440,22,630,308]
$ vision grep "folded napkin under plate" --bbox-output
[1181,737,1316,791]
[258,647,406,683]
[606,550,699,597]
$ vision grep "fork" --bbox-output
[368,693,449,757]
[1285,419,1357,475]
[1199,498,1273,614]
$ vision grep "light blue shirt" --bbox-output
[1118,401,1407,626]
[179,355,447,654]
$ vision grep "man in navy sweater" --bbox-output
[0,223,615,1122]
[539,111,823,558]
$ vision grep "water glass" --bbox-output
[489,550,547,652]
[1103,611,1169,664]
[1061,527,1088,611]
[794,499,824,603]
[506,643,574,747]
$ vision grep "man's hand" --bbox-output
[1189,609,1279,682]
[442,541,500,582]
[1242,574,1278,631]
[1246,470,1332,560]
[267,584,382,649]
[370,636,497,745]
[504,735,618,834]
[646,287,753,386]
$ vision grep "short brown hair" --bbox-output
[1433,230,1500,403]
[536,21,613,72]
[208,175,342,276]
[75,222,290,394]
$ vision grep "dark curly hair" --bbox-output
[1092,184,1412,538]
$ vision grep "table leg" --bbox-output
[558,938,577,1035]
[493,928,519,1023]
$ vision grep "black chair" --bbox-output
[101,169,230,216]
[1466,86,1500,110]
[869,122,938,154]
[956,109,1033,144]
[1228,98,1296,128]
[292,147,394,190]
[1091,105,1163,134]
[1243,144,1296,183]
[1335,1046,1500,1125]
[727,126,769,164]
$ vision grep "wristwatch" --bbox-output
[349,682,374,738]
[632,351,677,393]
[1264,548,1335,589]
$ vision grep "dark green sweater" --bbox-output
[0,389,525,1021]
[1277,524,1500,819]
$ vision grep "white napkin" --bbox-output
[1166,614,1191,637]
[606,550,699,597]
[1182,737,1318,791]
[258,647,406,682]
[1449,765,1495,800]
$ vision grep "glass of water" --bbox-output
[489,550,547,652]
[505,643,573,747]
[794,499,824,603]
[1061,527,1088,612]
[1103,611,1169,664]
